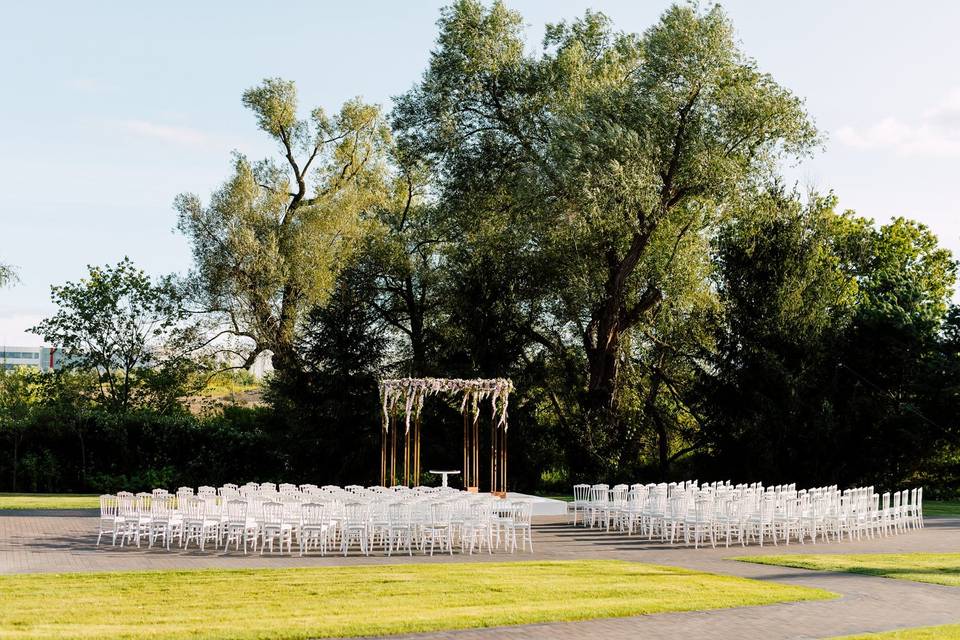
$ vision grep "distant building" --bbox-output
[2,345,273,379]
[0,346,63,372]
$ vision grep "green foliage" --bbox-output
[856,217,956,328]
[29,258,202,413]
[267,265,387,484]
[175,78,393,372]
[0,367,40,491]
[701,190,960,488]
[393,0,819,481]
[0,398,287,493]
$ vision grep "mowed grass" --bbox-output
[0,561,834,639]
[924,501,960,517]
[0,493,99,510]
[738,553,960,588]
[833,624,960,639]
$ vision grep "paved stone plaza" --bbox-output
[1,511,958,639]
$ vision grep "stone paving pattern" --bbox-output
[1,510,958,639]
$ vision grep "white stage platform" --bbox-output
[505,492,568,516]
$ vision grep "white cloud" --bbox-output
[118,119,214,147]
[837,89,960,157]
[923,88,960,128]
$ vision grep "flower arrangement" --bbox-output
[379,377,514,433]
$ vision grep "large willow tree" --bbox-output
[176,79,392,372]
[395,1,819,458]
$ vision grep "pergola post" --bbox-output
[380,419,387,486]
[502,424,508,494]
[471,412,479,492]
[403,425,410,487]
[414,413,421,486]
[489,407,507,497]
[462,410,469,489]
[489,412,495,495]
[390,416,397,486]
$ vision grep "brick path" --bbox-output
[1,511,958,638]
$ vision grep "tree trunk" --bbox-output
[585,317,622,414]
[273,285,301,374]
[582,234,661,418]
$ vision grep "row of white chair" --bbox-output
[96,485,534,556]
[569,481,923,548]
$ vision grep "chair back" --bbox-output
[694,496,714,521]
[610,485,628,505]
[573,484,590,503]
[511,501,533,525]
[136,493,152,514]
[152,495,174,519]
[344,502,369,525]
[99,494,117,518]
[183,496,205,520]
[301,502,326,526]
[261,501,283,526]
[225,499,247,523]
[589,484,608,505]
[118,494,137,518]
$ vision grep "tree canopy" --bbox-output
[392,0,820,475]
[175,79,393,372]
[30,258,201,413]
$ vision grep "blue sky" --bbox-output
[3,1,960,346]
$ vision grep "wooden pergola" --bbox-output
[378,378,513,495]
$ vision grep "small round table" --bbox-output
[429,470,461,488]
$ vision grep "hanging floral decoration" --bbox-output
[379,378,514,434]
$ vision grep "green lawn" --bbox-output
[0,560,834,639]
[737,553,960,588]
[833,624,960,639]
[0,493,99,510]
[924,500,960,517]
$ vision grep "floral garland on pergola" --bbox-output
[379,377,514,434]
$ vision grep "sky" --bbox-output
[2,1,960,347]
